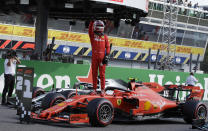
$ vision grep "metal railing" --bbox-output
[149,0,208,19]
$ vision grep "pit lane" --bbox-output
[0,98,201,131]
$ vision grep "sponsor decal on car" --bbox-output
[66,99,74,102]
[153,104,158,109]
[117,99,122,106]
[57,102,66,107]
[152,100,166,110]
[70,114,89,124]
[144,101,151,111]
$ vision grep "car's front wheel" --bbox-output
[87,98,114,127]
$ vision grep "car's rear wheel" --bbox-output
[32,87,45,98]
[183,100,207,124]
[87,98,114,127]
[41,93,66,110]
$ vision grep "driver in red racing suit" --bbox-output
[88,20,110,96]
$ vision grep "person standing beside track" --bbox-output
[1,50,21,105]
[186,72,198,86]
[185,72,198,100]
[88,20,110,97]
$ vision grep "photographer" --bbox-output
[1,50,21,105]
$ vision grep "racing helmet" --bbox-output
[93,20,105,33]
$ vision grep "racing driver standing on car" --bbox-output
[88,20,110,96]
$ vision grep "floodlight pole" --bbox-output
[160,0,178,70]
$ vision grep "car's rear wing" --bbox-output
[164,85,204,101]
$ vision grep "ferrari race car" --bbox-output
[28,78,207,127]
[31,78,130,111]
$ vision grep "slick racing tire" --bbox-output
[60,90,77,99]
[41,93,66,110]
[32,87,45,98]
[183,100,207,124]
[87,98,114,127]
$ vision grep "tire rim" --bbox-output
[197,105,207,120]
[53,99,64,106]
[99,104,113,123]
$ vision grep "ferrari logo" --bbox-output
[117,99,122,106]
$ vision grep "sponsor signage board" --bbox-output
[0,24,204,55]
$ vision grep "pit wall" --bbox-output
[0,59,208,100]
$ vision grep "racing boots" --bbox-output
[100,90,106,97]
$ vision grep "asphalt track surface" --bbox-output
[0,105,201,131]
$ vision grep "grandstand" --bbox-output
[0,0,207,72]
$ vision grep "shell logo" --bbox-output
[57,102,66,107]
[153,104,158,109]
[144,101,151,111]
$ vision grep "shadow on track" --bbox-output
[112,119,186,125]
[22,119,92,128]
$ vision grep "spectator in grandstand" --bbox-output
[21,14,34,24]
[183,0,188,7]
[188,1,192,8]
[185,72,198,86]
[178,0,183,5]
[183,0,189,15]
[133,30,139,39]
[22,52,30,60]
[140,32,149,41]
[194,2,199,9]
[88,20,110,97]
[193,3,199,16]
[152,26,160,36]
[132,26,139,39]
[2,50,21,105]
[30,53,39,60]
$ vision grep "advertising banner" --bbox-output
[0,59,208,100]
[0,24,204,55]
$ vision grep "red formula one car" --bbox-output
[30,79,207,127]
